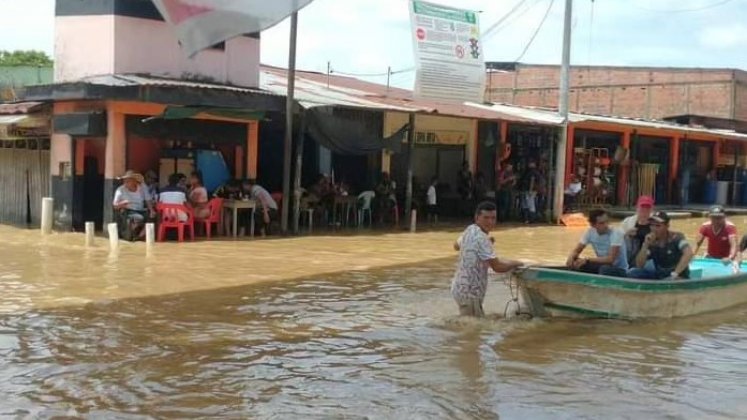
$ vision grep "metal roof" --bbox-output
[259,65,542,123]
[470,102,747,141]
[78,74,278,96]
[0,101,46,115]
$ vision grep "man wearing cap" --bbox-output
[620,195,655,265]
[113,170,156,240]
[694,205,738,263]
[629,211,694,280]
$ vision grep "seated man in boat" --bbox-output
[693,205,738,264]
[620,195,654,265]
[451,201,524,317]
[566,209,629,277]
[629,211,694,280]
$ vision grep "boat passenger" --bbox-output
[566,209,629,277]
[451,201,524,318]
[693,205,738,263]
[620,195,654,264]
[629,211,693,280]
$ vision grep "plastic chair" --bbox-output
[357,191,375,227]
[157,203,194,242]
[196,197,223,238]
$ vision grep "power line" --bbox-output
[633,0,736,13]
[482,0,529,39]
[329,67,414,78]
[483,0,544,40]
[587,0,596,65]
[515,0,556,62]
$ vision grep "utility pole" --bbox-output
[386,66,392,95]
[327,61,331,89]
[552,0,573,222]
[281,12,299,234]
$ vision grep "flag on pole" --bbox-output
[151,0,315,57]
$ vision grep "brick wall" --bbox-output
[486,64,740,120]
[736,71,747,122]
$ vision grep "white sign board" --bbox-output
[410,0,485,103]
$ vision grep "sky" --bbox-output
[1,0,746,88]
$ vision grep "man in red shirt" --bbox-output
[694,205,738,262]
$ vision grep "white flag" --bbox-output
[151,0,315,57]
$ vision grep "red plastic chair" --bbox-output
[196,197,223,238]
[157,203,194,242]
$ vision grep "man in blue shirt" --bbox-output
[566,209,629,277]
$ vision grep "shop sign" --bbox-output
[415,130,468,145]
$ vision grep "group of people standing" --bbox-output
[495,160,548,224]
[567,196,743,280]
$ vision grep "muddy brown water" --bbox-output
[1,217,747,418]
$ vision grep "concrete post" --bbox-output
[41,197,53,234]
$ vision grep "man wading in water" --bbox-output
[452,201,524,317]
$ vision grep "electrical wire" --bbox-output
[329,67,415,78]
[632,0,736,13]
[514,0,556,62]
[587,0,595,65]
[483,0,544,40]
[482,0,529,39]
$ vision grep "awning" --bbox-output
[0,114,50,140]
[145,106,265,122]
[306,107,408,155]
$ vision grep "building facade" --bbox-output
[486,62,747,123]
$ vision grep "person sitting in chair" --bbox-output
[113,170,155,241]
[243,179,278,237]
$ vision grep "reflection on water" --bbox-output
[0,217,747,417]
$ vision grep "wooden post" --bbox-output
[107,223,119,251]
[404,113,416,222]
[40,197,53,234]
[670,136,681,205]
[292,111,307,235]
[85,222,95,247]
[618,130,632,206]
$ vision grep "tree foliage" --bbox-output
[0,50,53,67]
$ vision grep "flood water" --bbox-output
[1,216,747,418]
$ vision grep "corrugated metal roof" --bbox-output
[470,102,747,141]
[259,65,541,123]
[0,101,45,115]
[77,74,280,96]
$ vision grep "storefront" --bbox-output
[0,108,51,226]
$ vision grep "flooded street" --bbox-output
[1,217,747,418]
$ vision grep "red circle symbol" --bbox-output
[455,45,465,59]
[416,28,426,41]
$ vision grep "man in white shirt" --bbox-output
[112,170,155,241]
[566,209,629,277]
[426,176,438,224]
[451,201,524,317]
[243,179,278,236]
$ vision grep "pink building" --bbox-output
[22,0,283,230]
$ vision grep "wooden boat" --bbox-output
[515,258,747,319]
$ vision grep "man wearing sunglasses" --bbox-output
[629,211,694,280]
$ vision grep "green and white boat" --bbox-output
[516,258,747,319]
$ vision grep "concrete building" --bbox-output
[485,62,747,123]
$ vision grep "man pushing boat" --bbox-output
[451,201,524,317]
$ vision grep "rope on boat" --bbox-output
[504,268,533,320]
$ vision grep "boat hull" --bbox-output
[516,266,747,319]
